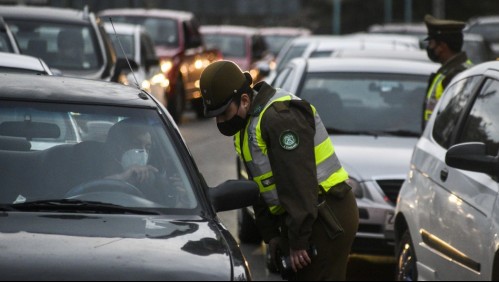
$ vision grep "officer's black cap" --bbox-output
[424,14,465,41]
[200,61,251,118]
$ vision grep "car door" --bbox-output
[425,75,499,280]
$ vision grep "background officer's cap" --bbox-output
[200,60,251,118]
[424,14,465,41]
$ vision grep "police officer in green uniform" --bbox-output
[423,14,473,125]
[200,60,359,281]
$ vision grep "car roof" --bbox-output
[259,27,311,36]
[451,60,499,82]
[368,22,426,35]
[99,8,194,21]
[0,74,156,107]
[103,22,143,35]
[0,53,51,73]
[467,15,499,25]
[332,49,430,62]
[303,57,438,75]
[200,25,259,35]
[0,6,93,24]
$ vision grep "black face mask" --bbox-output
[217,114,248,136]
[426,46,439,63]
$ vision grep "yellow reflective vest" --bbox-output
[424,54,473,122]
[235,89,349,215]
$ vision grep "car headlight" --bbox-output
[160,60,173,74]
[150,73,170,89]
[346,178,363,198]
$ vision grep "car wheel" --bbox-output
[167,75,185,124]
[237,208,262,244]
[396,230,418,281]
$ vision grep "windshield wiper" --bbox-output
[9,199,160,215]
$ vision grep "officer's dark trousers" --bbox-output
[288,182,359,281]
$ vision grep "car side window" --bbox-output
[433,76,481,149]
[458,79,499,155]
[273,67,292,88]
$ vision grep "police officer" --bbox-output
[423,14,473,124]
[200,60,359,281]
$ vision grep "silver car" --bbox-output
[269,57,438,254]
[394,61,499,280]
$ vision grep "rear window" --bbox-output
[203,33,246,58]
[111,16,179,48]
[8,20,103,71]
[299,72,429,136]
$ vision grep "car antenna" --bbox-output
[108,17,140,90]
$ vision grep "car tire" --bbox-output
[167,75,185,124]
[396,230,418,281]
[237,208,262,244]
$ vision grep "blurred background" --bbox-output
[1,0,498,35]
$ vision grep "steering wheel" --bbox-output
[64,179,146,199]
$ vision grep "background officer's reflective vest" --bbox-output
[235,89,349,215]
[424,59,473,121]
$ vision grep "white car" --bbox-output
[267,34,423,84]
[103,22,168,105]
[0,52,52,75]
[394,61,499,280]
[268,57,438,254]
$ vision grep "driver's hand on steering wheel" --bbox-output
[107,165,159,185]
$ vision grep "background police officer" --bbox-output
[423,14,473,125]
[200,60,359,281]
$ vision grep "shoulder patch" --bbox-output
[279,130,299,151]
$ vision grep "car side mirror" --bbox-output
[145,58,159,71]
[209,180,259,212]
[446,142,499,177]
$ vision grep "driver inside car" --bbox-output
[103,119,160,195]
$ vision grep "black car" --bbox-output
[0,6,124,81]
[0,73,258,280]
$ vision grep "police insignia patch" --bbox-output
[280,130,299,151]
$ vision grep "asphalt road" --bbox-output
[178,112,396,281]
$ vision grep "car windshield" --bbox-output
[203,34,246,58]
[109,33,135,59]
[111,16,179,48]
[0,101,198,213]
[299,72,428,136]
[0,30,13,52]
[8,20,103,72]
[467,23,499,42]
[276,44,307,72]
[263,35,294,56]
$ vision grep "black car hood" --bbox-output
[0,212,235,281]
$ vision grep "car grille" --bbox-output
[376,179,404,205]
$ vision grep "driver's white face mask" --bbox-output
[121,149,149,170]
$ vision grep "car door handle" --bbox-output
[440,169,449,182]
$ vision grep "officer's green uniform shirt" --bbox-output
[238,81,348,250]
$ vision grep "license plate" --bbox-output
[385,211,395,231]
